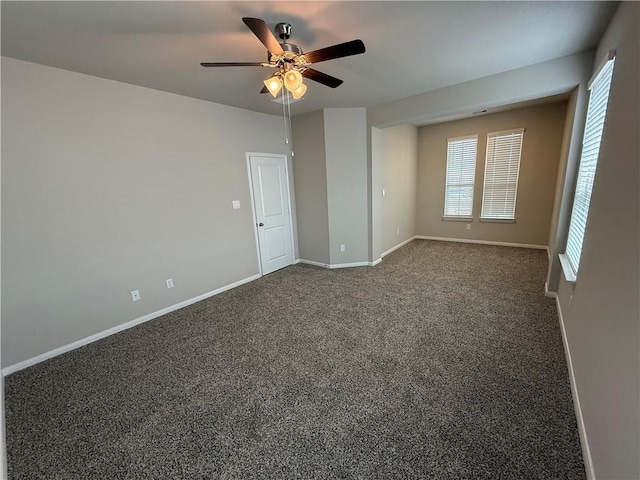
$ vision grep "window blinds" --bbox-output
[481,129,524,220]
[444,136,477,217]
[565,56,615,274]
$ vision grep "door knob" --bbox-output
[258,222,264,227]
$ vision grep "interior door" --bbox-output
[249,154,294,275]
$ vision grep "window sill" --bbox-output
[442,216,473,222]
[558,254,577,283]
[479,217,515,224]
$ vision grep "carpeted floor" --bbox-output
[5,240,585,479]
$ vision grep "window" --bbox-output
[564,53,615,277]
[443,135,477,219]
[481,128,524,221]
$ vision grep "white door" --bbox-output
[248,153,294,275]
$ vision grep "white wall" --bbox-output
[324,108,369,265]
[551,3,639,478]
[1,57,291,369]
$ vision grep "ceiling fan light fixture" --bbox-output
[291,82,307,99]
[283,69,303,92]
[263,75,282,97]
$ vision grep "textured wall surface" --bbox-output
[553,2,640,478]
[417,101,567,246]
[2,57,290,367]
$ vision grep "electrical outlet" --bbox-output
[340,244,346,252]
[466,224,471,230]
[131,290,140,302]
[166,278,174,289]
[232,200,240,209]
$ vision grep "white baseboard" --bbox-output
[297,259,380,269]
[297,259,330,268]
[1,273,261,377]
[329,261,373,269]
[554,296,595,480]
[381,236,416,258]
[544,282,557,298]
[415,235,548,251]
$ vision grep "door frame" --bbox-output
[245,152,295,276]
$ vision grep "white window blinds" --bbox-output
[565,55,615,275]
[481,128,524,220]
[444,135,477,217]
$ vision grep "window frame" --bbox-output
[480,128,525,222]
[442,134,478,221]
[560,51,616,281]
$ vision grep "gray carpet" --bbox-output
[5,240,585,479]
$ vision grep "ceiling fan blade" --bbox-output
[242,17,284,55]
[302,68,343,88]
[260,86,269,94]
[200,62,265,67]
[303,39,365,64]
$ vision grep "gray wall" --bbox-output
[1,57,291,368]
[416,102,567,246]
[367,50,594,267]
[368,44,638,474]
[0,66,4,472]
[292,108,369,267]
[3,14,637,476]
[291,110,330,265]
[324,109,369,265]
[371,125,418,255]
[368,51,594,129]
[550,2,639,478]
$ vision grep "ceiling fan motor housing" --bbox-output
[268,45,305,65]
[273,23,303,56]
[280,43,303,55]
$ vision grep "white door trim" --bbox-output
[246,152,295,276]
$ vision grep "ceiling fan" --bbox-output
[200,17,366,99]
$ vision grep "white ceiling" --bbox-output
[1,1,617,117]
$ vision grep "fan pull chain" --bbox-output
[286,90,295,157]
[281,87,289,145]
